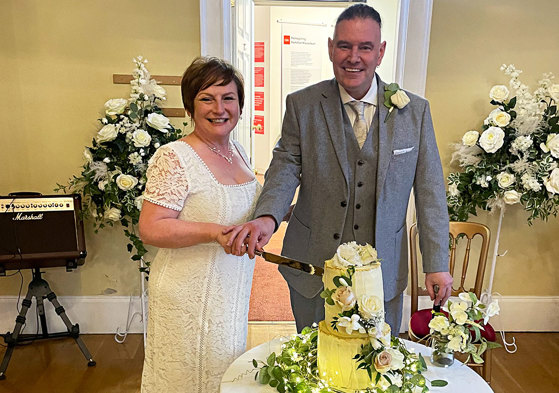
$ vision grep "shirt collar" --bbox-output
[338,74,378,106]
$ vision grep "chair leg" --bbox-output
[482,349,492,384]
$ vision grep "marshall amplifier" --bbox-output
[0,194,86,273]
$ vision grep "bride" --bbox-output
[138,57,261,393]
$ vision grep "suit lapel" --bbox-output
[321,79,350,188]
[376,76,395,204]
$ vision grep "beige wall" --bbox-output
[0,0,199,295]
[427,0,559,296]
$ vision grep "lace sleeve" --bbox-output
[143,146,189,211]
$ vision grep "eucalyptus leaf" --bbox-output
[431,379,448,387]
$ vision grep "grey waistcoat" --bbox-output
[341,105,380,246]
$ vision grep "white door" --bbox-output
[231,0,254,165]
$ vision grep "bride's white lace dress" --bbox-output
[140,140,261,393]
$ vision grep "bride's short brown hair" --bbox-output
[181,57,245,116]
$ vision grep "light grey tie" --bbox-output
[348,101,368,148]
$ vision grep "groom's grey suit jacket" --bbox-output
[253,76,449,301]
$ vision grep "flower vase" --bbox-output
[430,338,454,367]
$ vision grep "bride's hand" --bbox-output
[222,225,250,256]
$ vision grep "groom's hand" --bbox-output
[228,216,276,258]
[425,271,453,307]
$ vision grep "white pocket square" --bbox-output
[393,147,414,155]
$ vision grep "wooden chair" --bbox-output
[408,221,495,384]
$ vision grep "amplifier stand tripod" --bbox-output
[0,267,96,379]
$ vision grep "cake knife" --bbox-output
[255,250,324,276]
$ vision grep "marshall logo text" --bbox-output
[12,212,44,221]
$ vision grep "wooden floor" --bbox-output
[0,327,557,393]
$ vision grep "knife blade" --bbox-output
[255,250,324,276]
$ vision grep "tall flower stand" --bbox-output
[480,206,517,353]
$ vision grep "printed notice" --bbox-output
[254,42,265,63]
[254,91,264,112]
[254,115,264,135]
[255,67,264,88]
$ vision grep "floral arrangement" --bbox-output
[447,64,559,223]
[253,326,447,393]
[428,292,501,364]
[56,57,183,271]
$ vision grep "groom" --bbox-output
[231,4,452,334]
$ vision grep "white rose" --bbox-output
[104,98,128,116]
[428,315,449,332]
[489,109,511,127]
[462,130,479,146]
[539,133,559,158]
[96,124,118,143]
[448,183,459,197]
[333,286,357,311]
[134,195,144,211]
[549,84,559,102]
[98,179,108,191]
[496,172,515,188]
[146,113,170,133]
[390,90,410,109]
[489,85,509,102]
[336,242,361,266]
[116,174,139,191]
[544,168,559,194]
[359,243,378,265]
[104,207,121,222]
[503,190,521,204]
[386,348,405,371]
[373,351,392,374]
[358,295,383,320]
[132,129,152,147]
[84,148,93,163]
[479,126,505,153]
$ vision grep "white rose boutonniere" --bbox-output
[104,98,128,116]
[479,126,505,153]
[384,83,409,123]
[146,112,170,133]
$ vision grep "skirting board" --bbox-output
[0,295,557,334]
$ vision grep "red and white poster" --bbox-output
[254,91,264,112]
[253,115,264,135]
[254,41,265,63]
[254,67,264,88]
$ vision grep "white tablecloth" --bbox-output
[221,337,493,392]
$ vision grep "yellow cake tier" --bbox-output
[323,261,385,337]
[317,321,377,392]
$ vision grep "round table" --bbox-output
[221,337,493,392]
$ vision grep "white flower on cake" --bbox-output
[104,98,128,116]
[374,348,405,374]
[368,323,391,350]
[327,241,379,268]
[358,295,383,320]
[333,286,356,311]
[337,314,365,335]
